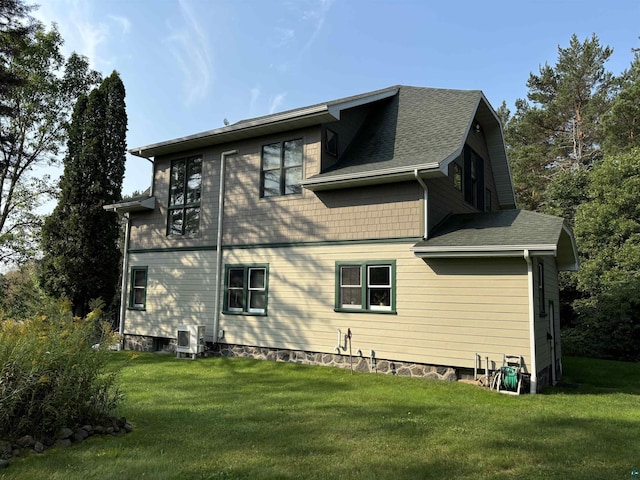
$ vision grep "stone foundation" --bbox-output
[123,335,176,353]
[213,343,458,381]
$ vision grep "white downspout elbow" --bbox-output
[414,169,429,239]
[524,249,538,394]
[213,150,238,346]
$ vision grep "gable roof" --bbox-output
[129,85,515,209]
[128,86,399,159]
[411,209,579,271]
[300,86,515,209]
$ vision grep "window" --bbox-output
[129,267,148,310]
[463,146,484,210]
[450,162,462,191]
[538,262,546,316]
[336,261,396,313]
[168,156,202,235]
[261,139,303,197]
[484,188,492,212]
[224,265,269,314]
[325,129,338,156]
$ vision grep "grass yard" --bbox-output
[3,353,639,480]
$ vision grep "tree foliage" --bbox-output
[41,72,127,316]
[565,149,640,360]
[503,34,616,216]
[0,19,100,265]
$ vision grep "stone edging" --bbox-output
[0,417,133,470]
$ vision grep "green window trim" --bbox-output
[335,261,397,314]
[223,264,269,315]
[128,266,148,310]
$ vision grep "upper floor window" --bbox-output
[261,139,303,197]
[325,129,338,156]
[168,156,202,235]
[464,146,484,210]
[450,162,462,191]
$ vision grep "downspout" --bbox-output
[136,150,155,196]
[118,212,131,350]
[414,169,429,239]
[524,249,538,394]
[213,150,238,345]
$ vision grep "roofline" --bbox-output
[130,87,400,159]
[103,196,156,213]
[301,162,441,190]
[411,244,558,256]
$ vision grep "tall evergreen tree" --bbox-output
[603,54,640,153]
[41,72,127,316]
[503,34,617,218]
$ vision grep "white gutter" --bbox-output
[117,213,131,349]
[524,249,537,394]
[213,150,238,344]
[414,169,429,239]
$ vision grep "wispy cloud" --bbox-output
[32,0,129,71]
[299,0,335,56]
[249,86,261,116]
[272,27,295,48]
[269,93,287,114]
[108,15,132,36]
[165,0,213,106]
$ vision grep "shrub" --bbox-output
[0,298,123,438]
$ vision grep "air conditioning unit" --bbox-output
[176,325,206,359]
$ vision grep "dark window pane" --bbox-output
[228,289,243,310]
[170,161,185,206]
[228,268,244,288]
[184,207,200,234]
[262,170,280,197]
[133,270,146,287]
[249,268,265,289]
[169,209,183,235]
[249,291,265,310]
[326,129,338,156]
[369,288,391,307]
[133,288,145,306]
[284,167,302,195]
[262,143,281,170]
[186,157,202,205]
[283,139,303,167]
[369,266,390,286]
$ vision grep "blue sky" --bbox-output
[33,0,640,197]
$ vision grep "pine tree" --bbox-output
[503,34,617,218]
[41,72,127,316]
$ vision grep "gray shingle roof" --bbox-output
[412,209,579,271]
[313,86,483,178]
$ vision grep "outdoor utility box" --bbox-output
[176,325,206,359]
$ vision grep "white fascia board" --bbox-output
[327,88,399,119]
[129,105,332,158]
[301,163,441,190]
[103,196,156,213]
[411,244,558,257]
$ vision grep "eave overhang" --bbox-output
[301,163,441,191]
[103,196,156,213]
[129,87,399,159]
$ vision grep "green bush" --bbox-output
[0,298,123,438]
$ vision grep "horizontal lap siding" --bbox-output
[126,251,217,338]
[220,243,531,371]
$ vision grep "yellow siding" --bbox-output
[125,251,217,338]
[220,243,532,372]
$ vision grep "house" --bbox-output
[105,85,578,393]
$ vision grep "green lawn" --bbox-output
[3,353,639,480]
